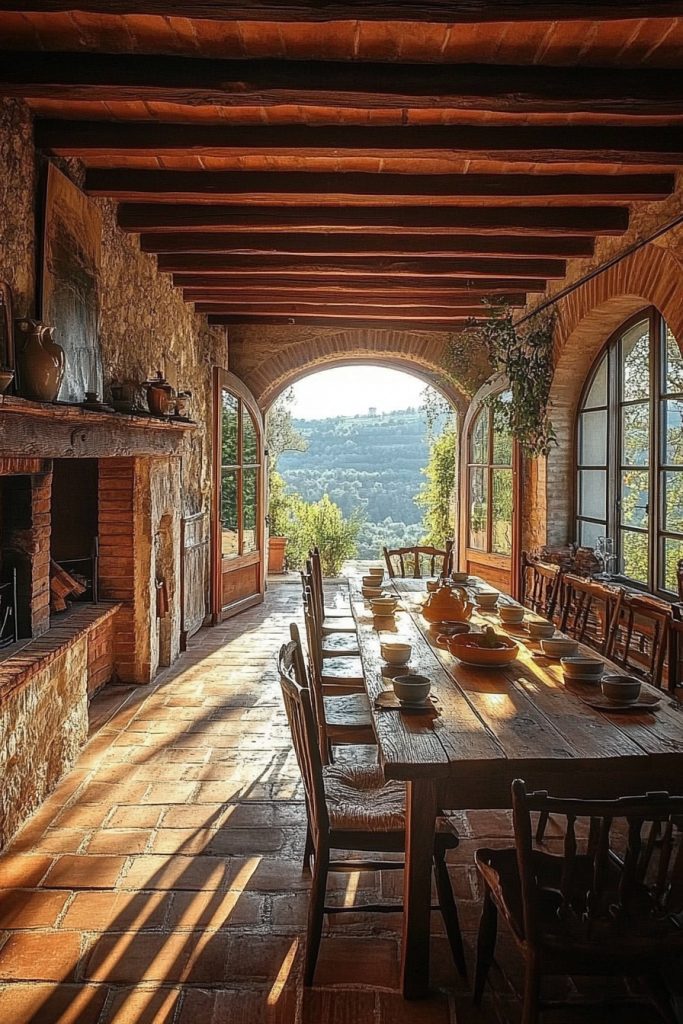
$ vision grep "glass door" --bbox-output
[212,369,265,620]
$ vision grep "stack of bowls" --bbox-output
[560,656,605,685]
[362,574,385,599]
[367,566,384,584]
[370,595,398,617]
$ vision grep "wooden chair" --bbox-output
[302,584,364,692]
[277,635,467,986]
[287,622,374,764]
[302,562,359,656]
[309,546,352,618]
[670,610,683,691]
[306,554,356,636]
[607,591,671,690]
[475,780,683,1024]
[520,554,562,622]
[383,541,453,580]
[677,558,683,602]
[558,573,623,656]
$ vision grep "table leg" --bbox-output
[401,777,438,999]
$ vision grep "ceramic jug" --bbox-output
[422,582,474,623]
[16,320,65,402]
[144,370,175,416]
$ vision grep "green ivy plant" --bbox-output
[459,302,557,458]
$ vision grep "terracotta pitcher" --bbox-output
[422,582,474,623]
[16,319,65,402]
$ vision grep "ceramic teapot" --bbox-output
[144,370,175,416]
[422,582,474,623]
[16,319,65,403]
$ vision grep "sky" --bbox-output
[288,365,431,419]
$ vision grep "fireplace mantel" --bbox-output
[0,395,196,459]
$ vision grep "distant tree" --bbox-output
[266,388,307,464]
[286,494,364,576]
[416,423,458,549]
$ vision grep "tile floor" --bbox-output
[0,581,666,1023]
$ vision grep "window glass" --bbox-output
[468,467,488,550]
[242,408,259,465]
[620,470,649,529]
[242,467,258,553]
[665,328,683,395]
[664,471,683,534]
[221,391,239,466]
[221,469,239,559]
[664,399,683,465]
[620,319,650,402]
[578,409,607,466]
[578,469,606,521]
[579,519,605,549]
[620,530,648,585]
[621,403,649,467]
[583,354,608,409]
[663,537,683,593]
[492,395,513,466]
[469,409,488,464]
[491,469,513,555]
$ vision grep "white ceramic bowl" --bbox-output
[380,641,412,667]
[560,656,605,681]
[499,605,525,624]
[393,673,431,703]
[528,621,556,640]
[476,592,499,610]
[601,674,641,702]
[540,636,580,658]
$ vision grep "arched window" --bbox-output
[575,308,683,595]
[467,391,514,556]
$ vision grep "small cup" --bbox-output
[370,597,398,616]
[528,620,556,640]
[601,674,641,703]
[380,641,412,667]
[393,673,431,703]
[560,656,605,682]
[540,636,580,658]
[499,605,525,624]
[476,592,499,610]
[362,574,379,587]
[451,571,469,584]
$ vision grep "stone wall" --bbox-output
[0,97,224,632]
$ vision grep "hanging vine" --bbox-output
[456,302,558,458]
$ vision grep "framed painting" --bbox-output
[41,165,102,403]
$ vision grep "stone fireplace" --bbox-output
[0,395,194,847]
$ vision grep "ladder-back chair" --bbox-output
[301,562,358,656]
[286,622,374,765]
[607,591,671,690]
[277,634,466,986]
[302,584,364,691]
[383,541,453,580]
[305,555,356,636]
[309,546,352,619]
[475,780,683,1024]
[520,554,562,622]
[558,573,623,656]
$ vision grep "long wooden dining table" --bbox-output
[349,574,683,999]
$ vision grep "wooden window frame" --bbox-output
[574,306,683,598]
[466,393,514,558]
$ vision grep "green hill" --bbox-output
[277,407,450,559]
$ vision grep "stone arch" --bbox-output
[541,242,683,546]
[227,327,473,418]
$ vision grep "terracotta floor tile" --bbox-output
[0,855,54,888]
[60,890,170,931]
[378,990,453,1024]
[206,987,299,1024]
[0,931,82,981]
[43,855,127,889]
[0,889,70,928]
[0,983,107,1024]
[106,805,165,829]
[313,936,399,988]
[165,890,262,930]
[122,855,245,891]
[99,986,183,1023]
[159,804,226,828]
[86,830,152,855]
[302,989,376,1024]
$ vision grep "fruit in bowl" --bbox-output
[445,627,518,667]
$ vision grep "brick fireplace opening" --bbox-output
[51,458,99,606]
[0,468,50,641]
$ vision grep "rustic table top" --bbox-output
[349,576,683,802]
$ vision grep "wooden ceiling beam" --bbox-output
[182,288,528,305]
[120,204,629,236]
[87,170,674,204]
[141,232,593,259]
[3,3,680,22]
[35,120,683,166]
[171,273,547,292]
[196,302,495,316]
[8,54,683,115]
[209,316,482,330]
[156,253,562,278]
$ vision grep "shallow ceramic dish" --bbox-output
[393,673,431,704]
[451,571,469,584]
[445,633,518,667]
[528,621,556,640]
[380,641,412,667]
[499,605,525,624]
[601,674,641,703]
[561,657,604,682]
[540,637,579,658]
[475,592,499,610]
